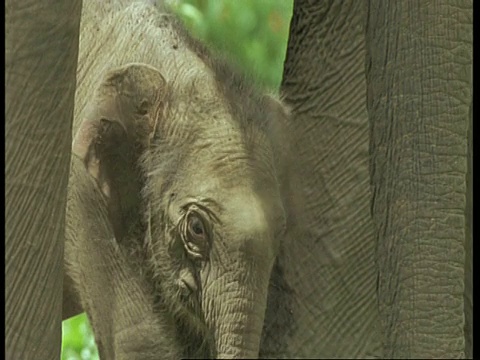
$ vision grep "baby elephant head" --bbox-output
[74,62,290,358]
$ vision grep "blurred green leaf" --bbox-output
[169,0,293,89]
[62,313,98,360]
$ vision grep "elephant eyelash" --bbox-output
[175,203,216,262]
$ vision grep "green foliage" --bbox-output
[61,1,292,358]
[168,0,293,90]
[62,313,98,360]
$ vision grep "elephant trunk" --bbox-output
[202,258,272,358]
[214,297,267,358]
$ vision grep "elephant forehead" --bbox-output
[223,190,270,237]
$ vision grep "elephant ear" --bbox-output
[73,63,168,240]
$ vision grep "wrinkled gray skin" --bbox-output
[6,0,81,358]
[6,0,472,359]
[64,1,290,359]
[260,1,472,359]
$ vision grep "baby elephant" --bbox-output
[64,1,294,359]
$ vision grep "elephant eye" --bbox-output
[188,216,205,239]
[179,206,211,261]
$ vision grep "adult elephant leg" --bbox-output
[63,269,83,320]
[5,0,81,358]
[261,1,381,358]
[463,98,472,359]
[365,1,472,357]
